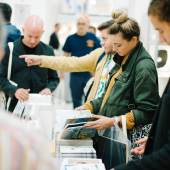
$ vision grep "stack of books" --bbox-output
[55,110,98,159]
[60,158,105,170]
[60,145,96,159]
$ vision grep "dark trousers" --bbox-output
[70,75,90,108]
[93,135,126,170]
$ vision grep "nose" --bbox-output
[159,34,166,43]
[30,38,36,44]
[112,44,117,51]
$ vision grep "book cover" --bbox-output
[60,117,97,139]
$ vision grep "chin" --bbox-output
[29,45,36,48]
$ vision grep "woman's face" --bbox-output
[110,32,138,56]
[149,15,170,45]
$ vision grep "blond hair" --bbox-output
[109,10,140,41]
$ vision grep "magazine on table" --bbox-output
[59,111,98,139]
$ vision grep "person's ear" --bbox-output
[131,36,138,43]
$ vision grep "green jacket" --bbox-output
[91,42,159,126]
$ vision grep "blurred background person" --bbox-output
[62,14,101,108]
[49,22,60,54]
[88,25,97,35]
[0,2,21,44]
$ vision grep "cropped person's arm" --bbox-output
[0,46,18,97]
[39,48,103,72]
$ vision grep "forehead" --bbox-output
[100,29,108,36]
[149,15,169,30]
[77,17,88,24]
[24,27,43,36]
[109,32,124,42]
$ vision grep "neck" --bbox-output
[77,31,86,36]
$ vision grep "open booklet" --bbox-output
[58,110,98,140]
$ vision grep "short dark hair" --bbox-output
[97,20,114,31]
[148,0,170,23]
[0,3,12,22]
[55,23,60,27]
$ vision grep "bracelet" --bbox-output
[114,116,119,124]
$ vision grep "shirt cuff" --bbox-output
[120,111,135,129]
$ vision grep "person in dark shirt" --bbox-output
[0,15,59,112]
[0,2,21,43]
[63,14,101,108]
[49,23,60,50]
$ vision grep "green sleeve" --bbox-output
[90,94,104,114]
[132,59,159,125]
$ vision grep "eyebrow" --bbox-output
[114,43,121,45]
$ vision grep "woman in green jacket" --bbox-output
[82,12,159,169]
[84,12,159,131]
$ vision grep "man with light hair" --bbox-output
[0,15,59,112]
[63,14,101,108]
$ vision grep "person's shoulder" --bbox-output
[10,37,22,49]
[6,24,21,43]
[136,53,156,72]
[86,32,98,39]
[39,41,54,52]
[50,32,55,37]
[66,33,76,39]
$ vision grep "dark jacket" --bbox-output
[5,23,21,43]
[49,32,60,50]
[0,37,59,111]
[115,79,170,170]
[91,42,159,126]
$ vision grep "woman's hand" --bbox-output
[84,115,117,130]
[131,136,148,156]
[20,55,42,66]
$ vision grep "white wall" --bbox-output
[0,0,157,50]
